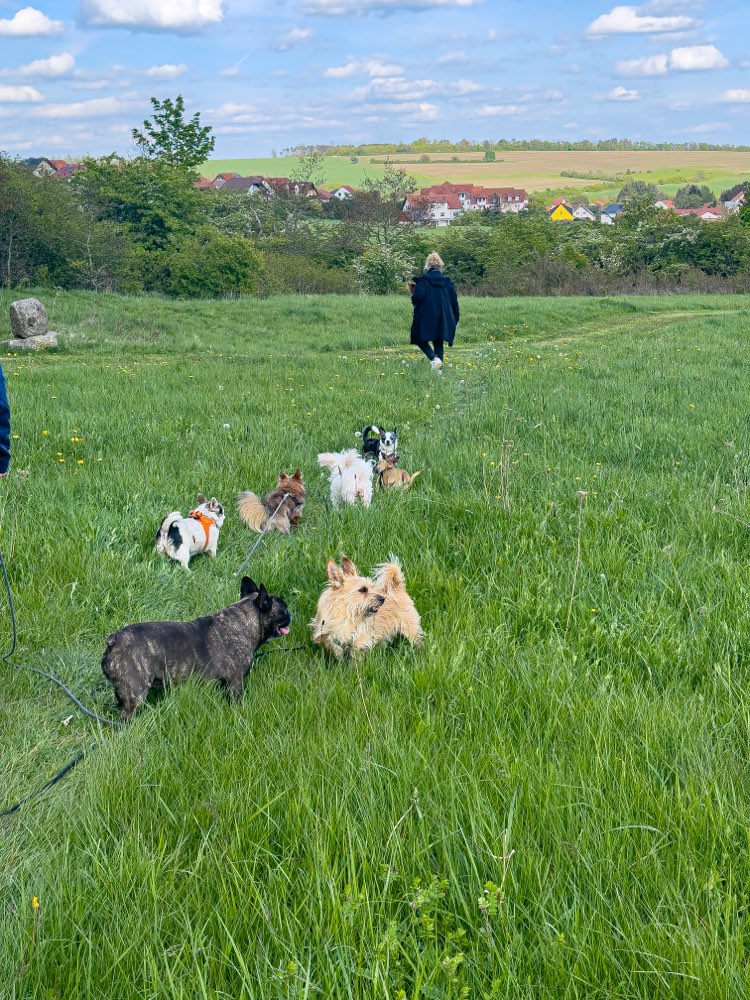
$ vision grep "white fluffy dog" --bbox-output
[318,449,373,508]
[155,494,226,571]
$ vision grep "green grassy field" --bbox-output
[202,156,434,190]
[2,290,750,998]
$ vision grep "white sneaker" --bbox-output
[431,358,443,370]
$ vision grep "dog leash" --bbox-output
[0,548,118,819]
[234,492,290,577]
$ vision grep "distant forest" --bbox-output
[281,138,750,156]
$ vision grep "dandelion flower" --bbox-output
[77,459,84,465]
[41,430,49,436]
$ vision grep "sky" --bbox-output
[0,0,748,158]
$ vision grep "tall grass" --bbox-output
[1,290,750,997]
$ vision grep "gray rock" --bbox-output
[2,332,58,350]
[9,298,48,339]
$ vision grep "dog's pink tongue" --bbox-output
[279,626,290,635]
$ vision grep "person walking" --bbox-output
[408,252,459,371]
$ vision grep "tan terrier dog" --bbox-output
[375,456,421,489]
[310,556,422,658]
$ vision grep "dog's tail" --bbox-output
[408,471,421,485]
[373,557,405,593]
[237,491,268,532]
[318,452,342,471]
[362,425,381,440]
[155,512,182,553]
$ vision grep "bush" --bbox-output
[162,227,264,298]
[353,244,414,294]
[260,253,354,294]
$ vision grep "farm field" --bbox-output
[3,290,750,997]
[203,150,750,201]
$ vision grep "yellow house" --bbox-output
[547,202,574,222]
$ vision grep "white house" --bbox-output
[403,193,463,227]
[572,205,596,222]
[331,185,355,200]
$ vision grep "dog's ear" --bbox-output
[292,469,302,481]
[208,497,218,510]
[326,558,345,588]
[197,493,207,504]
[341,556,359,577]
[241,577,259,598]
[257,584,272,614]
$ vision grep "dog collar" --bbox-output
[189,510,216,551]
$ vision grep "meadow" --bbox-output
[202,150,750,201]
[2,289,750,998]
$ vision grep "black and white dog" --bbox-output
[362,425,398,466]
[156,493,225,571]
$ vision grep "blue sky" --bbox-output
[0,0,748,157]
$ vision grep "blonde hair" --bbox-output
[424,252,444,272]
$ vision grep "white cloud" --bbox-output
[30,96,140,118]
[617,44,728,76]
[81,0,223,31]
[276,26,313,51]
[545,88,565,101]
[0,6,63,36]
[325,58,403,78]
[0,83,44,101]
[720,88,750,102]
[351,76,437,101]
[453,79,483,94]
[436,50,468,65]
[587,5,696,35]
[606,85,639,100]
[145,63,188,79]
[17,52,75,77]
[476,104,524,116]
[616,53,668,75]
[400,102,439,122]
[669,45,728,70]
[302,0,479,14]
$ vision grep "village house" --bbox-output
[211,172,241,189]
[331,185,355,200]
[724,191,746,213]
[222,175,274,197]
[573,204,597,222]
[547,201,574,222]
[404,192,463,227]
[600,203,624,225]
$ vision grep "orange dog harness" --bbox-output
[189,510,215,551]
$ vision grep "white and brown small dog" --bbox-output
[310,555,422,658]
[155,493,225,571]
[318,449,373,508]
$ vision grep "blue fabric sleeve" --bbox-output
[0,365,10,474]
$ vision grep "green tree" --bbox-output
[674,183,715,209]
[483,149,496,163]
[75,155,202,251]
[132,95,215,169]
[617,180,661,203]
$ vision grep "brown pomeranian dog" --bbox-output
[375,457,421,489]
[237,470,306,534]
[310,555,422,658]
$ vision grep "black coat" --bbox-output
[410,268,460,346]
